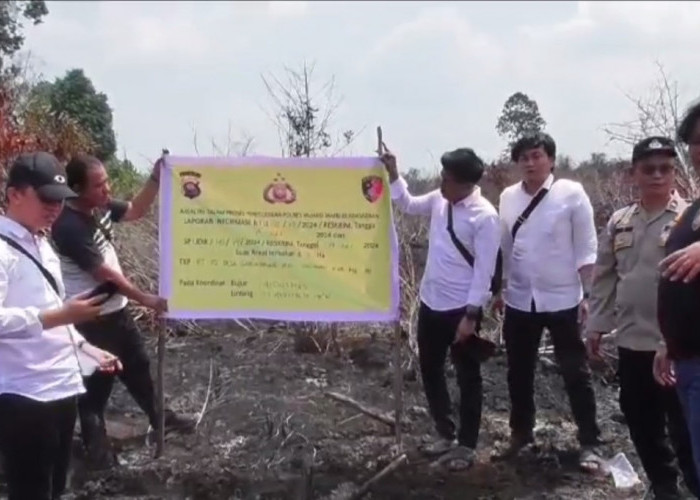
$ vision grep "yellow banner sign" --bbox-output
[158,156,399,321]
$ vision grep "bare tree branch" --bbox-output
[603,61,697,197]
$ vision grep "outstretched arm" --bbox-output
[390,177,441,216]
[381,150,439,216]
[120,156,164,222]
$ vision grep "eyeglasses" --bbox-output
[37,194,63,206]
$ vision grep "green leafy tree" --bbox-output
[31,68,116,160]
[496,91,547,150]
[0,0,48,75]
[104,156,143,196]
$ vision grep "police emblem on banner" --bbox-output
[361,175,384,203]
[263,174,297,204]
[179,171,202,199]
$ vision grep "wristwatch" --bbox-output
[465,305,482,321]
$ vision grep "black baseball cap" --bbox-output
[632,136,677,163]
[7,152,77,201]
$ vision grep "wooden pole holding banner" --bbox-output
[155,148,169,459]
[377,126,403,447]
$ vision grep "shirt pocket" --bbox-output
[542,206,570,238]
[14,259,53,300]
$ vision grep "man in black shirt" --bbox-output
[657,100,700,487]
[51,154,195,469]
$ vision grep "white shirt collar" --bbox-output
[0,215,35,243]
[454,185,481,208]
[520,173,554,195]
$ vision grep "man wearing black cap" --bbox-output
[587,136,698,499]
[0,152,121,500]
[380,146,501,471]
[656,100,700,487]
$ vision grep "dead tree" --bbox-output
[260,61,359,352]
[603,61,698,197]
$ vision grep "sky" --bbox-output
[20,0,700,173]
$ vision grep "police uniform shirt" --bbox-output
[588,193,686,352]
[658,198,700,360]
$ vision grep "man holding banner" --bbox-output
[381,147,501,471]
[51,153,195,468]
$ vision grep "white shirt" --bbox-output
[0,216,86,402]
[390,177,501,311]
[499,174,597,313]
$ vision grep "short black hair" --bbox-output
[65,153,102,191]
[440,148,485,184]
[510,132,556,162]
[678,100,700,145]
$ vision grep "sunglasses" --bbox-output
[639,164,674,176]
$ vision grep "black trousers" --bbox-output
[503,304,600,445]
[618,347,700,496]
[417,302,483,449]
[0,393,77,500]
[76,307,158,448]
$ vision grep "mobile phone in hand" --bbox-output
[85,281,118,305]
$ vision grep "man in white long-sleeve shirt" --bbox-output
[0,152,121,500]
[382,147,501,471]
[496,132,603,466]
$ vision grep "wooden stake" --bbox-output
[377,125,403,447]
[392,323,403,446]
[325,391,398,429]
[155,149,169,459]
[155,317,166,458]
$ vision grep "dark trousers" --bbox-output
[675,357,700,497]
[76,307,157,448]
[503,304,600,445]
[417,302,483,448]
[618,348,700,496]
[0,394,77,500]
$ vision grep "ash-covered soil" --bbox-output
[50,321,660,500]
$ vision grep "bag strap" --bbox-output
[511,182,553,238]
[0,234,92,376]
[0,234,59,294]
[446,204,503,294]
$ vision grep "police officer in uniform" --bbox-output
[587,136,699,499]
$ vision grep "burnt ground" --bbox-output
[43,320,665,500]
